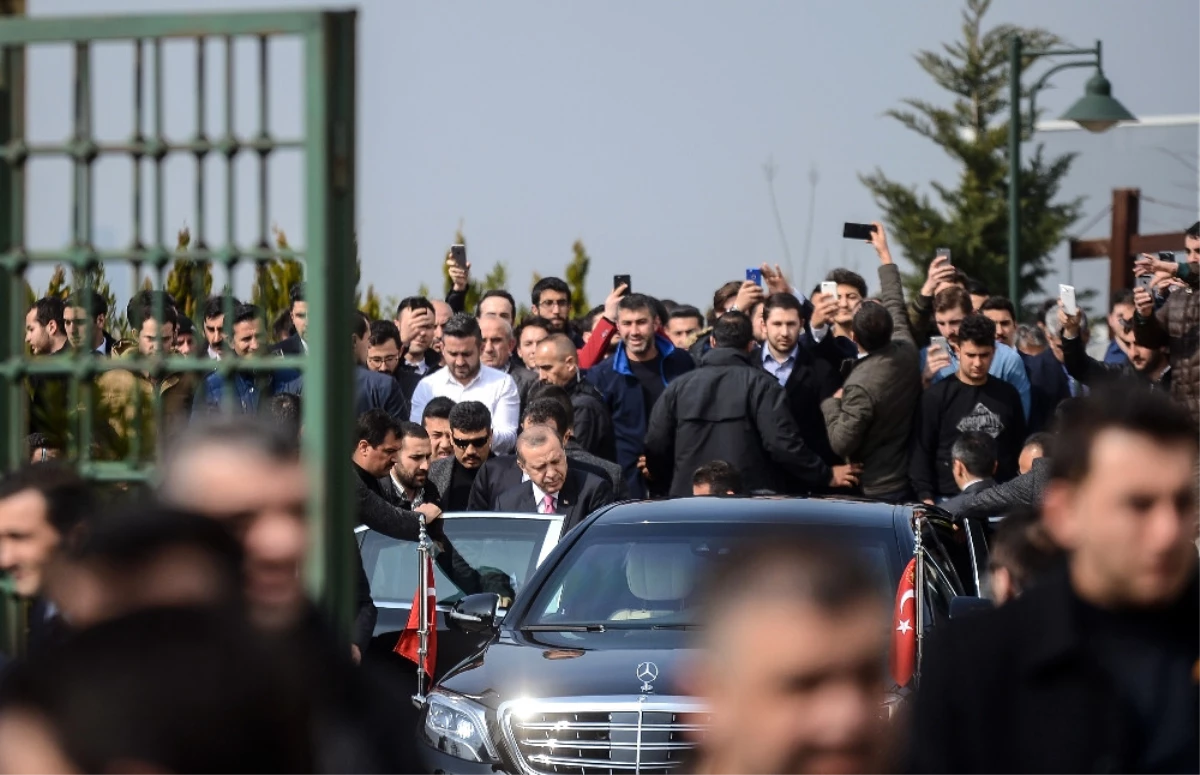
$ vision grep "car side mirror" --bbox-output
[448,593,500,635]
[949,595,994,620]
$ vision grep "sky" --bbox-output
[23,0,1200,316]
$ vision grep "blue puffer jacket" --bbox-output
[586,334,694,498]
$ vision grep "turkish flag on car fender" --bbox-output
[395,554,437,678]
[890,557,917,687]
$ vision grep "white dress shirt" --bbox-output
[409,364,521,454]
[531,482,559,514]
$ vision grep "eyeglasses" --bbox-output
[452,434,490,450]
[538,299,570,310]
[367,355,400,367]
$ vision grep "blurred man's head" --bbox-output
[1185,220,1200,273]
[395,297,435,359]
[966,278,990,312]
[174,315,197,357]
[1041,386,1199,608]
[666,306,705,350]
[955,314,995,386]
[64,289,107,351]
[850,301,893,354]
[987,509,1062,606]
[441,314,483,384]
[159,418,307,632]
[25,297,67,355]
[1018,432,1052,475]
[532,277,572,332]
[431,299,453,353]
[617,294,660,360]
[1107,289,1135,351]
[1015,323,1048,358]
[479,316,516,369]
[366,320,403,374]
[1043,306,1089,364]
[710,310,755,353]
[391,422,433,494]
[449,401,493,470]
[689,537,890,774]
[516,426,568,496]
[422,397,456,460]
[129,301,179,358]
[477,290,516,324]
[711,281,742,323]
[516,317,553,371]
[825,269,867,330]
[352,409,404,477]
[691,460,743,496]
[229,304,263,358]
[979,296,1017,348]
[202,295,242,354]
[762,294,804,358]
[950,431,998,491]
[288,283,307,339]
[0,465,92,599]
[521,395,574,440]
[1127,342,1168,376]
[933,286,972,346]
[533,333,579,387]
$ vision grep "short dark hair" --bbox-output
[988,508,1062,596]
[0,463,93,537]
[31,297,66,329]
[532,277,571,307]
[1186,221,1199,240]
[476,290,516,318]
[448,400,491,434]
[577,304,605,334]
[691,460,744,495]
[712,310,753,350]
[950,431,997,479]
[395,296,434,319]
[851,301,893,353]
[176,315,195,336]
[350,309,370,339]
[289,283,305,305]
[515,316,553,340]
[522,397,572,437]
[825,268,868,299]
[617,293,657,320]
[203,295,241,322]
[525,383,574,430]
[442,313,481,342]
[965,278,989,299]
[25,432,60,458]
[422,396,455,423]
[1110,289,1134,310]
[368,320,401,349]
[1015,324,1047,350]
[1050,385,1199,484]
[129,300,180,333]
[125,290,178,329]
[761,293,803,320]
[669,305,705,327]
[934,286,972,315]
[355,408,403,448]
[271,309,293,341]
[712,281,742,322]
[69,289,107,318]
[1022,431,1054,458]
[979,296,1015,319]
[957,314,996,348]
[232,303,260,327]
[267,392,301,434]
[398,421,429,445]
[660,299,680,316]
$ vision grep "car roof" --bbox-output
[354,511,562,534]
[592,496,906,530]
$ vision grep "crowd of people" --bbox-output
[0,217,1196,772]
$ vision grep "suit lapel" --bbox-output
[556,470,583,516]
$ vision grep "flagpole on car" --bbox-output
[414,516,433,706]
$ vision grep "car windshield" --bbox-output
[525,521,901,629]
[359,516,558,607]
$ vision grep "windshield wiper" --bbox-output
[650,623,702,630]
[520,624,607,632]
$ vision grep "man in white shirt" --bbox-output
[409,314,520,454]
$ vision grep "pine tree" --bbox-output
[44,266,68,299]
[165,226,213,323]
[251,225,305,323]
[859,0,1082,308]
[565,240,591,317]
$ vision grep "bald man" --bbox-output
[491,427,615,531]
[533,334,616,461]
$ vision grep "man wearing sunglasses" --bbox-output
[427,401,494,512]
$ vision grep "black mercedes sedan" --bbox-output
[417,496,987,775]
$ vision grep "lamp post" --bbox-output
[1007,37,1136,304]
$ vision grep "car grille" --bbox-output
[500,696,709,775]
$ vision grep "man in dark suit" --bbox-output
[270,283,308,356]
[492,427,614,532]
[910,386,1199,774]
[938,431,998,514]
[0,464,93,658]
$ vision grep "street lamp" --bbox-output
[1007,38,1136,303]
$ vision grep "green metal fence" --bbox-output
[0,9,358,654]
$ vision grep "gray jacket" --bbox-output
[428,456,455,503]
[944,457,1051,519]
[567,442,629,500]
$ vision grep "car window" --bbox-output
[361,517,555,606]
[527,522,902,629]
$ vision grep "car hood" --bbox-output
[436,628,697,709]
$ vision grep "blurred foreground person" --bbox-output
[0,608,313,774]
[910,386,1199,773]
[985,509,1062,606]
[686,537,893,774]
[0,465,92,656]
[160,417,418,773]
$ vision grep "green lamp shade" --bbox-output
[1060,72,1136,133]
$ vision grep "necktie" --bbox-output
[541,493,555,514]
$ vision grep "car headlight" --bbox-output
[423,691,497,763]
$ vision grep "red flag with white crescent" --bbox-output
[890,557,917,687]
[395,554,437,678]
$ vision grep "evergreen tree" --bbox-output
[566,240,591,318]
[165,226,213,323]
[859,0,1082,308]
[251,225,305,324]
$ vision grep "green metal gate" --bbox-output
[0,8,358,652]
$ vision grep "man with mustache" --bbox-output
[426,401,494,512]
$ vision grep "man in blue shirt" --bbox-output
[1103,289,1136,366]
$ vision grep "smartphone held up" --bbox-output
[842,222,877,241]
[450,244,467,267]
[613,275,631,297]
[746,268,764,287]
[1059,284,1077,316]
